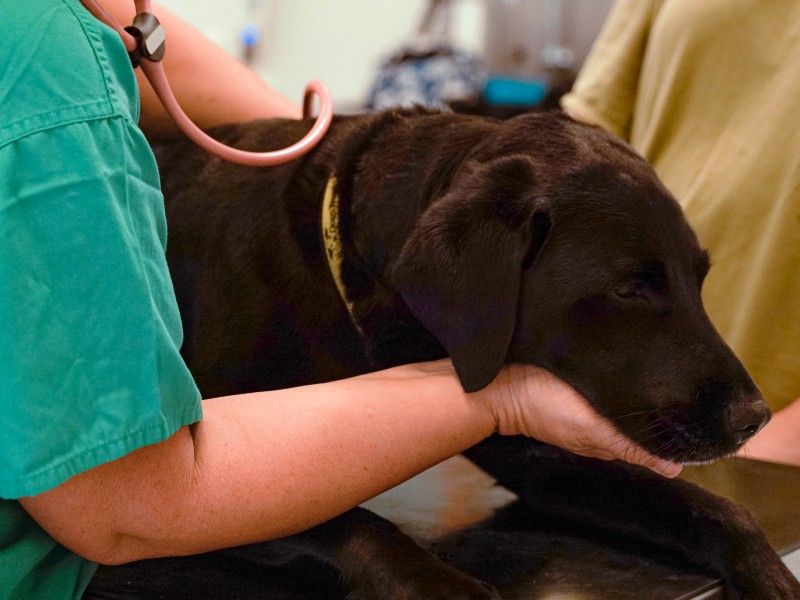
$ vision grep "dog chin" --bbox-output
[636,424,742,465]
[656,443,740,465]
[679,455,735,466]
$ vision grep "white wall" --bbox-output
[159,0,486,111]
[484,0,613,77]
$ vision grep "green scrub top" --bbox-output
[0,1,203,598]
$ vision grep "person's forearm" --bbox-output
[22,360,495,565]
[104,1,301,139]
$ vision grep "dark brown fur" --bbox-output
[136,109,799,598]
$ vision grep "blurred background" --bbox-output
[158,0,613,115]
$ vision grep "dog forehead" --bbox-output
[467,114,703,269]
[544,159,702,269]
[494,114,661,202]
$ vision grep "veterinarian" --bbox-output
[0,2,681,598]
[561,0,800,466]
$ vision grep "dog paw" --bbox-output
[347,582,500,600]
[389,569,501,600]
[729,563,800,600]
[721,506,800,599]
[346,552,501,600]
[337,517,502,600]
[370,579,501,600]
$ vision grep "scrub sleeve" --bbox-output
[0,1,202,598]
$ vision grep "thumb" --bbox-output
[579,408,683,478]
[613,436,683,478]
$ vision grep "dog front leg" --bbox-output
[464,435,800,599]
[227,507,501,600]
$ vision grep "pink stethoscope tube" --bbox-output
[80,0,333,166]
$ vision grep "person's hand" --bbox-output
[474,364,683,478]
[737,396,800,466]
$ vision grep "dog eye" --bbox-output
[612,261,668,302]
[612,281,645,300]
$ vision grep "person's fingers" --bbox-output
[581,412,683,478]
[653,460,683,478]
[489,364,683,478]
[618,441,683,478]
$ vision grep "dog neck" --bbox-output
[311,110,496,369]
[321,174,364,335]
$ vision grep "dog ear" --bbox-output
[391,155,551,392]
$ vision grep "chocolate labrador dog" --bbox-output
[144,109,798,598]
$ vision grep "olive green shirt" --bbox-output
[562,0,800,410]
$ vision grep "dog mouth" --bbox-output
[610,382,770,464]
[622,411,745,464]
[644,424,736,464]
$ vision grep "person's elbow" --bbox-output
[19,491,132,565]
[19,427,197,566]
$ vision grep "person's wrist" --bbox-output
[403,359,499,438]
[467,365,522,436]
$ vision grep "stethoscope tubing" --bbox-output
[79,0,333,166]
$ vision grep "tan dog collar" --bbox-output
[321,175,363,334]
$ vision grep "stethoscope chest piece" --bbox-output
[124,12,165,66]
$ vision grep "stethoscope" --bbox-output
[79,0,333,166]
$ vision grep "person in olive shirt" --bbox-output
[562,0,800,466]
[0,2,680,598]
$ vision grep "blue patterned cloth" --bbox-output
[366,45,486,110]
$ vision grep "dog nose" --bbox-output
[727,401,771,444]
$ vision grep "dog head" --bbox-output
[389,112,769,463]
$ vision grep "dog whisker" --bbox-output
[609,408,661,421]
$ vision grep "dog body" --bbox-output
[151,110,799,598]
